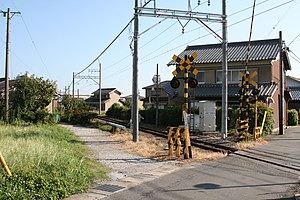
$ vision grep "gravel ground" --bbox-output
[62,124,181,200]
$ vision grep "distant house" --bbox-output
[167,38,291,129]
[286,75,300,113]
[142,80,179,109]
[0,78,16,96]
[85,88,122,112]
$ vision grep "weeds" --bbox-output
[0,124,109,200]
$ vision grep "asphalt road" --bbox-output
[103,127,300,200]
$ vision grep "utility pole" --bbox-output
[72,72,75,98]
[155,64,159,127]
[99,63,102,115]
[132,0,139,142]
[221,0,228,139]
[279,31,284,135]
[1,8,21,123]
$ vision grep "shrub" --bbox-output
[141,106,182,126]
[60,96,94,125]
[288,109,298,126]
[216,102,273,135]
[106,103,130,120]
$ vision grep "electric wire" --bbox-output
[11,0,53,79]
[289,54,300,64]
[75,17,135,76]
[288,33,300,46]
[245,0,257,70]
[289,50,300,64]
[102,0,295,80]
[265,0,297,38]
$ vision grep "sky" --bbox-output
[0,0,300,97]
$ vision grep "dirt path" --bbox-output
[62,124,180,200]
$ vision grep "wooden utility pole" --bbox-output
[1,8,21,123]
[4,8,10,123]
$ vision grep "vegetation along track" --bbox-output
[99,116,237,154]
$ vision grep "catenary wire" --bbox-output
[102,0,295,80]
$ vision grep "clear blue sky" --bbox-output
[0,0,299,97]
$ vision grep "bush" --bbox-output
[141,106,182,126]
[216,102,273,135]
[288,109,298,126]
[106,103,130,120]
[60,96,95,125]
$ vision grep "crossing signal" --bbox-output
[170,77,180,89]
[237,120,249,134]
[188,77,198,88]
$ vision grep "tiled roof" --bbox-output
[142,80,170,89]
[193,83,277,98]
[168,39,280,65]
[288,87,300,101]
[92,88,121,95]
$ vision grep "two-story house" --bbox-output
[168,38,291,129]
[85,88,122,112]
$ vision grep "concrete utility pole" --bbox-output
[135,0,227,138]
[155,64,159,127]
[72,72,75,98]
[1,8,21,123]
[99,63,102,115]
[221,0,228,139]
[279,31,284,135]
[132,0,139,142]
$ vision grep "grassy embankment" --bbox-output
[0,124,109,200]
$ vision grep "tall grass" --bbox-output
[0,125,109,200]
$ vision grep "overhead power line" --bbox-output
[11,0,53,79]
[289,33,300,46]
[76,17,134,76]
[102,0,296,80]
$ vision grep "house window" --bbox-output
[196,71,205,84]
[216,69,257,83]
[190,71,204,84]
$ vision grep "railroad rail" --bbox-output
[99,116,237,154]
[99,116,300,172]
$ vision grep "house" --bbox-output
[167,38,291,129]
[142,80,178,109]
[0,78,16,96]
[85,88,122,112]
[286,75,300,113]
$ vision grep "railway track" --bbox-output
[99,116,300,172]
[99,116,237,154]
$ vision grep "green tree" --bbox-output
[8,74,57,123]
[60,95,94,124]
